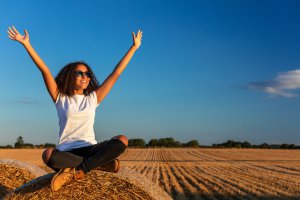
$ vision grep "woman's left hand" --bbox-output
[8,26,30,46]
[132,30,142,49]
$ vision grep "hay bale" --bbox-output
[0,159,47,199]
[6,167,171,200]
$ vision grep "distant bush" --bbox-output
[0,145,13,149]
[212,140,252,148]
[242,141,252,148]
[211,140,300,149]
[147,137,181,148]
[260,143,271,149]
[128,139,146,148]
[148,139,159,147]
[280,143,296,149]
[44,143,56,148]
[182,140,200,147]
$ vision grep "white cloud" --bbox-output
[248,70,300,98]
[18,97,38,104]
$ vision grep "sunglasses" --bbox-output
[75,70,91,78]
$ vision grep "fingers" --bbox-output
[7,29,16,39]
[133,29,143,41]
[133,30,143,37]
[24,29,29,38]
[7,25,28,41]
[8,26,18,35]
[8,27,15,35]
[7,30,15,37]
[137,29,143,40]
[12,26,20,34]
[7,26,18,39]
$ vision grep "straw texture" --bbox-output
[0,159,46,199]
[5,167,171,200]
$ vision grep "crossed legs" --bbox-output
[42,135,128,167]
[43,135,128,191]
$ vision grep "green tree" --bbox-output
[242,141,252,148]
[14,136,24,148]
[222,140,235,147]
[260,143,270,149]
[233,142,242,148]
[184,140,200,147]
[128,139,146,148]
[44,143,56,148]
[158,138,181,147]
[280,143,289,149]
[148,139,159,147]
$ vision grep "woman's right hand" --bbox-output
[8,26,30,45]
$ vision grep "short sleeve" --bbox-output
[92,91,100,107]
[55,93,61,105]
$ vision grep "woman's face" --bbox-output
[74,64,91,91]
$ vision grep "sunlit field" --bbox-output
[1,148,300,200]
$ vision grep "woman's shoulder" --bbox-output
[89,91,99,107]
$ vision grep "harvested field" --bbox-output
[118,149,300,200]
[0,149,300,199]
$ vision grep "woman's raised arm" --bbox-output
[8,26,58,102]
[95,30,143,104]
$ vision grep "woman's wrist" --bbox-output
[131,44,139,51]
[22,41,31,48]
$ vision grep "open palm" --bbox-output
[132,30,142,49]
[8,26,29,45]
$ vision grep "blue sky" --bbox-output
[1,0,300,146]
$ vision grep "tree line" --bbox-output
[212,140,299,149]
[0,136,299,149]
[129,138,200,148]
[0,136,56,149]
[130,138,299,149]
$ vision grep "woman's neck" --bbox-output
[74,90,84,95]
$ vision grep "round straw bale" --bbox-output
[6,167,171,200]
[0,159,47,199]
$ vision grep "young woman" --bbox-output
[8,26,142,191]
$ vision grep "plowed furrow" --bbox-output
[210,165,295,198]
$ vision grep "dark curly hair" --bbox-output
[55,61,100,96]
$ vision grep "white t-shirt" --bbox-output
[55,91,99,151]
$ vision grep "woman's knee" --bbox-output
[42,148,53,164]
[112,135,128,147]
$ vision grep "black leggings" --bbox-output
[46,139,127,174]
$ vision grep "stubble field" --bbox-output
[0,148,299,200]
